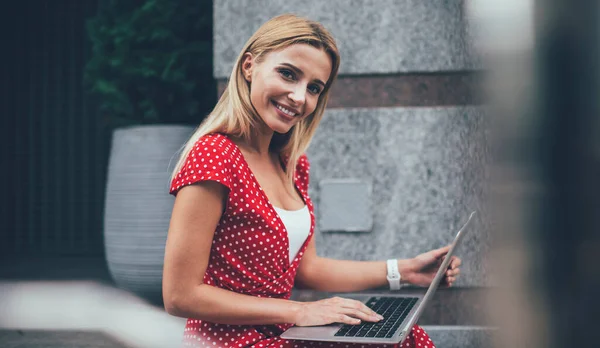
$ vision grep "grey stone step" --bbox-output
[423,325,496,348]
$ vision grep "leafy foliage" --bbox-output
[84,0,215,127]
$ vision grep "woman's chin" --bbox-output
[267,121,294,134]
[272,127,292,135]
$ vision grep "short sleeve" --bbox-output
[169,134,233,196]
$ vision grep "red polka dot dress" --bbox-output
[170,133,434,348]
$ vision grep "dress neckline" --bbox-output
[220,134,306,210]
[218,133,312,267]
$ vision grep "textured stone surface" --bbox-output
[214,0,478,78]
[306,107,490,287]
[422,326,496,348]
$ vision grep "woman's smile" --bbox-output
[272,100,299,121]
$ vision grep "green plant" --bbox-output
[84,0,215,127]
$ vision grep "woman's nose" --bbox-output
[288,85,306,105]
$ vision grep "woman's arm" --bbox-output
[294,238,414,293]
[295,238,461,292]
[163,181,302,325]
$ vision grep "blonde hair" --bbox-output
[170,14,341,191]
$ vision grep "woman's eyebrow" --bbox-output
[280,63,326,86]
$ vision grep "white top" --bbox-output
[273,205,311,265]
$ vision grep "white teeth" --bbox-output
[275,103,296,116]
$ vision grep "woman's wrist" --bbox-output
[397,258,415,285]
[284,300,304,324]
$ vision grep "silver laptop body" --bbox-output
[280,211,476,344]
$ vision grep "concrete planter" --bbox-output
[103,125,194,304]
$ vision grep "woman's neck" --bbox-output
[231,130,273,158]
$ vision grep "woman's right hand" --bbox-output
[293,297,384,327]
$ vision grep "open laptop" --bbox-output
[281,211,477,344]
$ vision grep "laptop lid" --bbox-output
[397,210,477,334]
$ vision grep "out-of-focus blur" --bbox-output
[0,281,185,347]
[470,0,600,347]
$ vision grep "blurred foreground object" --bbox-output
[473,0,600,347]
[533,0,600,347]
[0,281,186,347]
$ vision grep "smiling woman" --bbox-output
[162,14,455,347]
[241,44,332,135]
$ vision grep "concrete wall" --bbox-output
[214,0,479,76]
[307,107,489,287]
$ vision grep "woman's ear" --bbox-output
[241,52,254,82]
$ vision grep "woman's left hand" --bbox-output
[401,245,461,287]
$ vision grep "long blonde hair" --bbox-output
[170,14,341,191]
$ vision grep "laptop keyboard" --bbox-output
[334,297,418,339]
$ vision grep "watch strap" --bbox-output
[386,259,402,290]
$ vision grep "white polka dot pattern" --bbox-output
[170,133,434,347]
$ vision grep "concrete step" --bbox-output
[423,325,496,348]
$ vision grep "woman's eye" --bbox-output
[279,69,295,80]
[308,85,322,95]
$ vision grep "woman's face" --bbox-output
[242,44,332,134]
